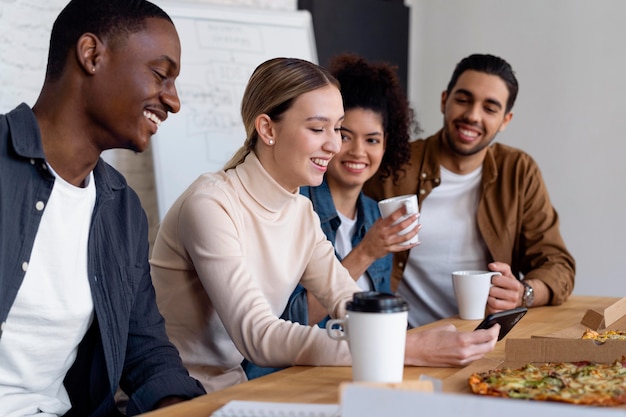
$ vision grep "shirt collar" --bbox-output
[6,103,125,195]
[7,103,46,160]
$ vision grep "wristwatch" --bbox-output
[521,281,534,307]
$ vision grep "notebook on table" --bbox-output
[210,400,340,417]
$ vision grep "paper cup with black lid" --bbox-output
[326,291,409,382]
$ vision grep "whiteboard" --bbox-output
[151,2,317,220]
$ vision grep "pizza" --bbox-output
[468,357,626,406]
[582,328,626,342]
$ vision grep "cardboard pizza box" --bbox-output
[503,337,626,366]
[443,338,626,393]
[536,297,626,339]
[442,339,626,410]
[581,296,626,330]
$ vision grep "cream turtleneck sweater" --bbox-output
[151,152,358,392]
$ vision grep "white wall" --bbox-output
[406,0,626,297]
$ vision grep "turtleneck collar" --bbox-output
[234,152,299,213]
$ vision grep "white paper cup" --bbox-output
[377,194,419,245]
[326,292,408,383]
[451,270,502,320]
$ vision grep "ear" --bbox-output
[440,90,448,114]
[498,111,514,132]
[76,33,101,75]
[255,114,276,146]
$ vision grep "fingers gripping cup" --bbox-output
[452,270,502,320]
[326,292,408,383]
[377,194,419,245]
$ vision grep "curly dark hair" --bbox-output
[328,53,420,183]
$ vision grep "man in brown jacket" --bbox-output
[364,54,575,327]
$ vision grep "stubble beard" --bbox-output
[443,119,496,157]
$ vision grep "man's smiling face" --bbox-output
[86,17,181,153]
[441,69,513,159]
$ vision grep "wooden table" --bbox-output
[140,295,618,416]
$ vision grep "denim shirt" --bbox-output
[0,104,205,416]
[282,177,392,327]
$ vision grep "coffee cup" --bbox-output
[377,194,419,245]
[326,291,408,383]
[451,270,502,320]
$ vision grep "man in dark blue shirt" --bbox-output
[0,1,205,415]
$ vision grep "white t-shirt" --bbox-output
[398,166,489,327]
[0,169,96,417]
[336,211,372,291]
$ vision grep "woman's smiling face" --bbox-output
[265,84,344,192]
[326,108,385,192]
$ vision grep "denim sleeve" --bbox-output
[280,284,334,329]
[280,283,310,326]
[120,237,205,414]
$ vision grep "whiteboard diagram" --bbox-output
[151,3,317,220]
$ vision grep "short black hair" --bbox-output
[446,54,519,113]
[45,0,172,81]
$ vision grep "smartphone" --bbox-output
[474,306,528,341]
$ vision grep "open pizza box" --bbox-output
[537,297,626,339]
[443,338,626,409]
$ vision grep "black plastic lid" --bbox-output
[346,291,409,313]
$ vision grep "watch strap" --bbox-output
[521,280,534,307]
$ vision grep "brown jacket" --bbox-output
[363,130,575,305]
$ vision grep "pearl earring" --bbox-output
[269,139,274,145]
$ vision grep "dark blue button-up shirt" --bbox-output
[0,104,205,416]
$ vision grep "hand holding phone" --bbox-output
[474,307,528,341]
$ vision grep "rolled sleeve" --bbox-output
[126,372,205,415]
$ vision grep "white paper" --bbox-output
[341,385,626,417]
[211,400,340,417]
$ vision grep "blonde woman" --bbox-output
[151,58,499,393]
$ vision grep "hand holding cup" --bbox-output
[377,194,420,245]
[452,270,502,320]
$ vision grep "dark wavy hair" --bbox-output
[45,0,172,82]
[328,53,419,183]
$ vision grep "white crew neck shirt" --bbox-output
[0,168,96,417]
[336,211,372,291]
[398,165,489,327]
